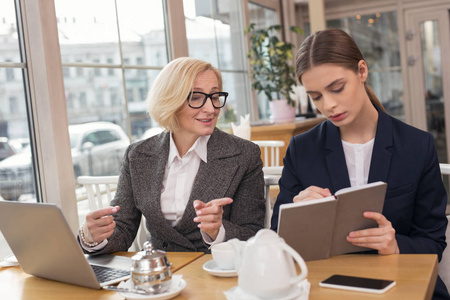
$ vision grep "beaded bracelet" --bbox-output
[79,223,99,247]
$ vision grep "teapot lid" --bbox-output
[131,241,171,274]
[248,229,281,246]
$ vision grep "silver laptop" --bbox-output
[0,200,132,289]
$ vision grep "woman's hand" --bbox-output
[193,198,233,240]
[84,206,120,243]
[346,211,399,255]
[293,186,332,202]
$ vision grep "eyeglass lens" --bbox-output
[188,92,227,108]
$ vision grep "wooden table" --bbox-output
[0,252,438,299]
[175,254,438,300]
[0,252,203,300]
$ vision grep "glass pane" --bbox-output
[117,0,168,67]
[218,72,249,128]
[184,0,219,66]
[0,1,37,259]
[55,0,121,64]
[248,2,278,29]
[0,1,21,63]
[124,69,161,141]
[327,12,404,121]
[248,2,279,121]
[213,1,245,70]
[0,68,34,202]
[184,0,251,123]
[420,20,446,163]
[63,67,129,178]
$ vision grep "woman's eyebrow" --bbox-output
[306,78,345,94]
[325,78,345,89]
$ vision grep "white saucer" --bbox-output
[117,276,186,300]
[202,260,237,277]
[225,280,309,300]
[0,254,19,267]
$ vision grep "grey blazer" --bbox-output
[88,128,265,254]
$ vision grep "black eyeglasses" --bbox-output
[186,91,228,109]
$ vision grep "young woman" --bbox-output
[78,57,265,253]
[271,28,449,299]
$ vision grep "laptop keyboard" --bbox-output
[91,264,130,284]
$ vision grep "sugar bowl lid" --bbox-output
[131,241,172,274]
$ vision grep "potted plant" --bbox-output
[245,23,303,123]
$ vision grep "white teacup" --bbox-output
[211,240,243,270]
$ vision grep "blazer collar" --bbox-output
[324,105,393,192]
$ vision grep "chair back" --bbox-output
[77,175,147,251]
[253,140,285,176]
[77,176,119,211]
[440,163,450,175]
[253,140,285,167]
[264,175,279,228]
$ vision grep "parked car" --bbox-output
[0,137,20,161]
[0,122,130,200]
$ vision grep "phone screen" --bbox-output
[320,274,396,293]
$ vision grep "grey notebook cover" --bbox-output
[0,201,131,289]
[278,181,387,261]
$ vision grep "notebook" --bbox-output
[277,181,387,261]
[0,200,132,289]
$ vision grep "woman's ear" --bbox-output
[358,60,368,82]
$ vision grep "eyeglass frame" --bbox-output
[186,91,229,109]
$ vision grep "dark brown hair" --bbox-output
[295,28,386,112]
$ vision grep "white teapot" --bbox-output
[230,229,308,299]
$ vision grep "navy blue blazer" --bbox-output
[271,109,449,299]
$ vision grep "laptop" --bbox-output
[0,200,132,289]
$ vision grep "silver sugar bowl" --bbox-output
[131,241,172,294]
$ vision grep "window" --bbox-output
[184,0,250,126]
[0,0,41,258]
[247,2,280,121]
[327,12,403,121]
[55,0,168,145]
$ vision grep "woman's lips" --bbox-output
[196,118,213,125]
[329,112,346,122]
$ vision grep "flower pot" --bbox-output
[269,99,296,124]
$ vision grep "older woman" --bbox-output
[78,57,265,253]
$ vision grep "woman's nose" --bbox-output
[202,97,216,112]
[322,95,337,111]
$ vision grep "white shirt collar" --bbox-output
[168,133,210,167]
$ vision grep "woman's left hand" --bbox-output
[346,212,400,255]
[193,198,233,240]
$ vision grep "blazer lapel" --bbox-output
[134,132,197,249]
[325,121,351,193]
[368,110,393,183]
[175,129,239,231]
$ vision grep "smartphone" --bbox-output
[319,274,396,294]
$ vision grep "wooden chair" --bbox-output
[77,175,147,251]
[440,163,450,176]
[253,140,285,176]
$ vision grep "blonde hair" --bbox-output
[146,57,223,131]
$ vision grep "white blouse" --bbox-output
[341,138,375,187]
